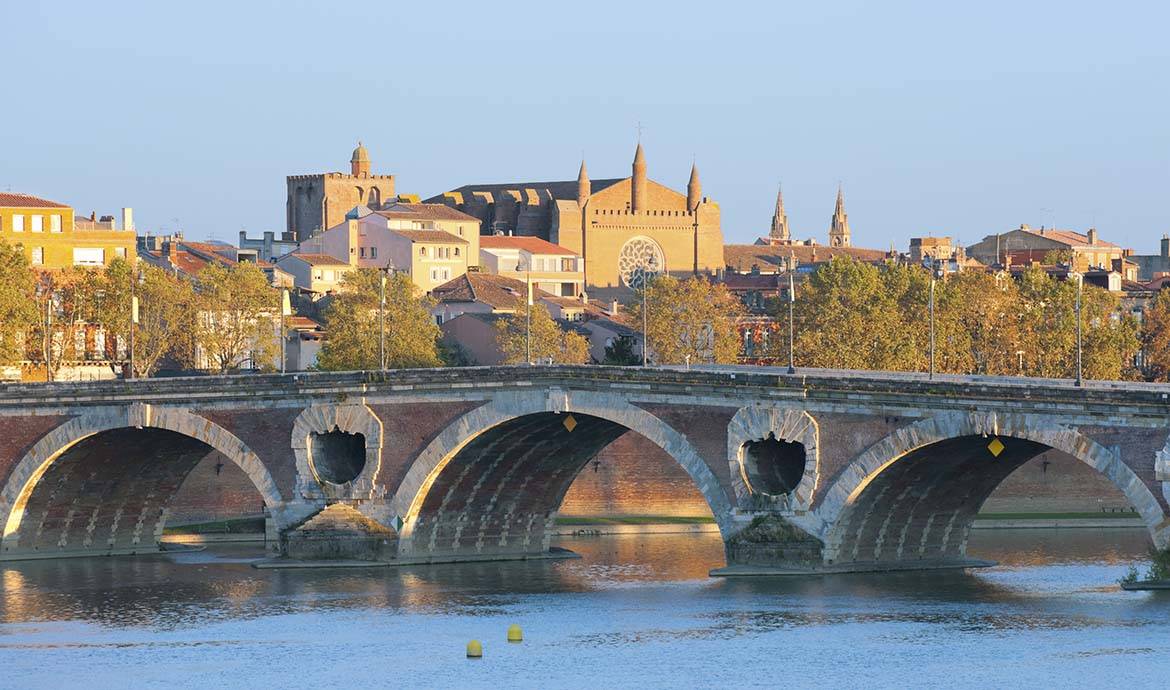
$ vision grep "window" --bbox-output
[370,246,377,259]
[457,226,464,236]
[13,214,24,232]
[31,215,43,233]
[50,214,62,232]
[31,247,44,265]
[419,246,426,257]
[360,247,366,258]
[454,247,460,257]
[115,247,127,259]
[72,247,104,266]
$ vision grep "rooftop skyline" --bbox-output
[3,1,1168,251]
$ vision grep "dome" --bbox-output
[351,141,369,163]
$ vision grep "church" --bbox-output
[428,143,725,298]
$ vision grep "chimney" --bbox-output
[239,230,248,245]
[121,208,134,233]
[163,240,175,261]
[1162,234,1169,259]
[609,299,619,315]
[1087,228,1097,246]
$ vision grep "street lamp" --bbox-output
[379,258,396,371]
[379,270,386,371]
[929,258,942,380]
[787,255,796,375]
[640,255,659,367]
[517,257,532,364]
[1075,272,1084,386]
[128,270,141,379]
[278,286,290,374]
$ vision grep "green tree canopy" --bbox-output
[630,275,744,365]
[0,240,36,366]
[316,269,441,371]
[194,262,281,373]
[494,303,589,365]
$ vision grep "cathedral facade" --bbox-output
[286,142,396,242]
[428,144,724,297]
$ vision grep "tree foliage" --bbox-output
[630,275,745,365]
[0,240,36,366]
[494,303,590,364]
[779,257,1139,380]
[316,269,441,371]
[194,262,281,373]
[94,259,197,377]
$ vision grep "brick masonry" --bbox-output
[2,366,1169,568]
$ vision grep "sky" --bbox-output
[2,0,1168,252]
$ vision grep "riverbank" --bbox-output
[160,511,1147,545]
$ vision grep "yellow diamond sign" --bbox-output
[562,414,577,432]
[987,437,1005,458]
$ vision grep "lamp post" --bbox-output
[640,256,658,367]
[278,286,290,374]
[929,259,939,380]
[518,257,532,364]
[379,271,386,371]
[1075,272,1083,386]
[787,259,796,375]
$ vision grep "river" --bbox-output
[2,529,1168,688]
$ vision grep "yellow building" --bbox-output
[0,193,136,269]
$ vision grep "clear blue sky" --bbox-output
[3,1,1167,252]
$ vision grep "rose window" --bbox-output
[618,237,665,289]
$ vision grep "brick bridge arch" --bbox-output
[812,412,1170,568]
[389,390,736,560]
[0,404,286,559]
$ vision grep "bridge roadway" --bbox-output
[1,365,1168,573]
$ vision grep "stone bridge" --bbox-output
[2,366,1169,574]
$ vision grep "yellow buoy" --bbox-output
[467,639,483,658]
[507,624,523,643]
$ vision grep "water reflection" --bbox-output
[3,529,1170,688]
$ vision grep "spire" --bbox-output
[686,161,701,212]
[829,184,851,247]
[770,184,789,242]
[576,159,590,206]
[631,142,647,213]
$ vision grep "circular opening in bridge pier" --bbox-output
[310,427,367,485]
[742,435,806,496]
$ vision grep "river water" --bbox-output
[2,529,1169,689]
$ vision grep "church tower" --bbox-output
[686,162,701,212]
[770,184,790,242]
[829,185,851,247]
[631,142,647,213]
[351,141,371,177]
[577,159,591,206]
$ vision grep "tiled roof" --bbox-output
[283,253,350,266]
[427,178,624,204]
[390,229,469,244]
[432,272,552,310]
[480,236,579,256]
[715,272,785,290]
[0,193,70,209]
[375,202,480,223]
[724,244,889,273]
[1019,228,1121,250]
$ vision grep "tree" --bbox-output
[316,269,441,371]
[29,267,103,381]
[95,260,197,377]
[602,335,640,365]
[0,240,36,367]
[1140,291,1170,381]
[194,263,281,373]
[494,303,590,364]
[631,275,744,365]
